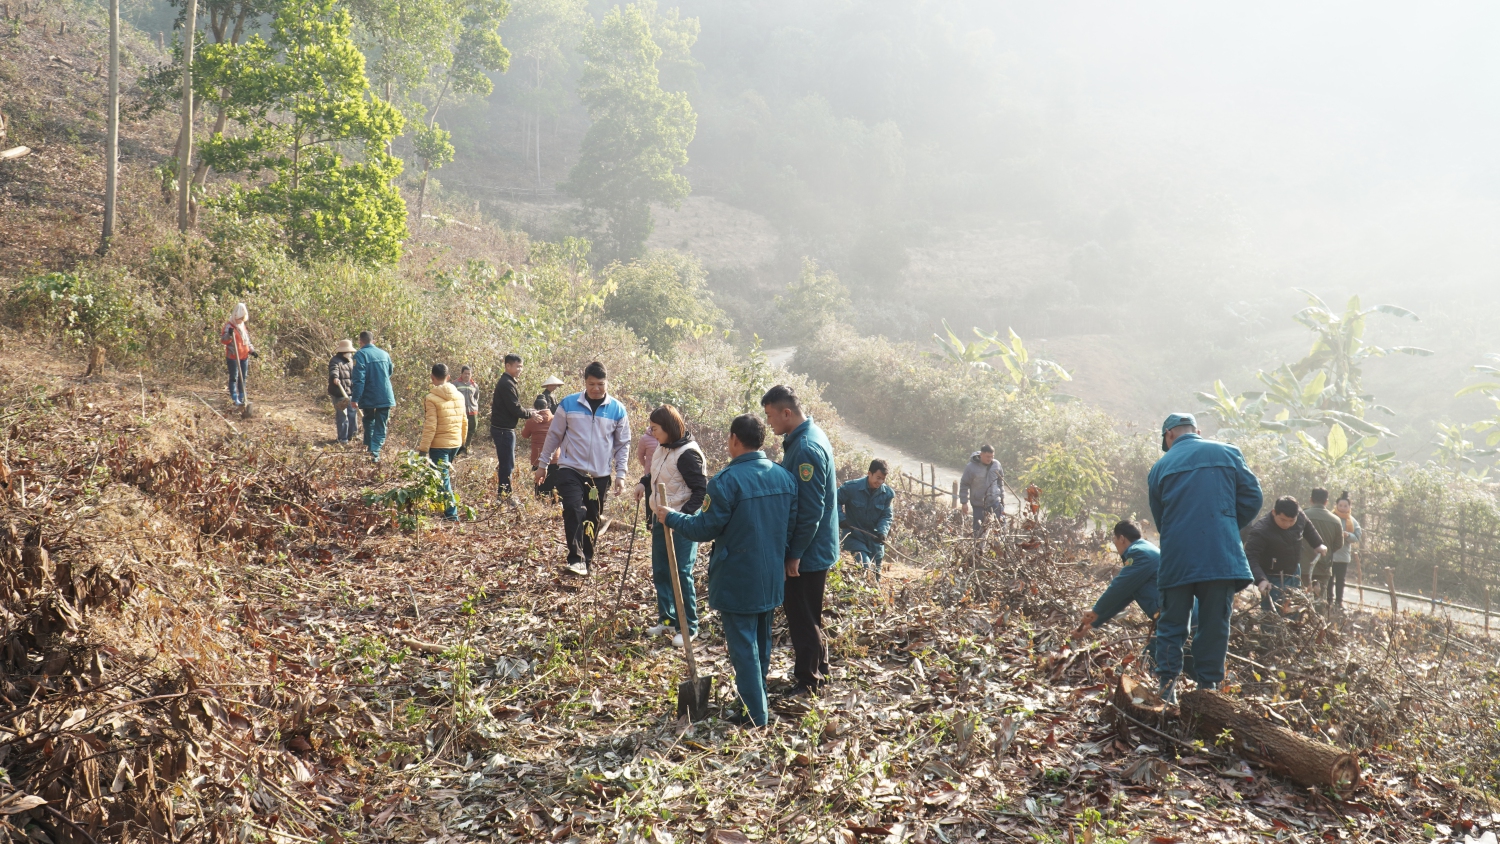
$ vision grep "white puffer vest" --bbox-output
[651,437,704,512]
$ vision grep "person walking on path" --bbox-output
[537,375,564,414]
[327,339,358,443]
[1301,488,1344,605]
[654,414,797,727]
[634,406,708,645]
[1330,492,1362,609]
[349,331,395,463]
[1148,412,1263,705]
[762,384,838,697]
[958,445,1004,537]
[1243,496,1327,614]
[452,365,481,457]
[220,303,256,407]
[838,459,894,578]
[490,354,535,500]
[536,361,631,575]
[419,363,468,521]
[521,397,558,497]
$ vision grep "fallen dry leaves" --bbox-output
[2,349,1500,844]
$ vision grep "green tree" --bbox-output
[196,0,408,264]
[349,0,511,227]
[501,0,589,188]
[602,250,725,354]
[564,3,697,262]
[776,258,850,342]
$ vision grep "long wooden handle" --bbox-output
[659,482,699,682]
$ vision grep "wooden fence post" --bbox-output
[951,480,958,508]
[1431,565,1438,613]
[1385,567,1398,618]
[1486,586,1491,637]
[1355,551,1363,609]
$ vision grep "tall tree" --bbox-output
[100,0,119,253]
[350,0,510,227]
[195,0,407,264]
[564,3,696,263]
[501,0,587,188]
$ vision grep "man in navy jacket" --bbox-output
[1147,413,1262,704]
[762,385,838,696]
[658,415,796,727]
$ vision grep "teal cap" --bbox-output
[1161,413,1197,451]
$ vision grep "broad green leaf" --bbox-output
[1369,304,1420,321]
[1326,424,1348,461]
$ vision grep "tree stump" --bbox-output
[1180,689,1361,794]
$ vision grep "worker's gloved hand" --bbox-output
[874,533,886,545]
[1257,580,1272,597]
[249,350,259,358]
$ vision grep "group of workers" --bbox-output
[1073,412,1363,705]
[266,317,1372,719]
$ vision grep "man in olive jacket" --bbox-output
[1147,413,1262,704]
[762,384,838,696]
[657,414,797,727]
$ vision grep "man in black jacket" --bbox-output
[490,354,535,500]
[1243,496,1328,613]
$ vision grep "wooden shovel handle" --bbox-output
[659,482,700,682]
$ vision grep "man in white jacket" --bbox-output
[536,361,631,575]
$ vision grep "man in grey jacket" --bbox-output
[958,445,1004,537]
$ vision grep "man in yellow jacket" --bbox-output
[420,363,468,521]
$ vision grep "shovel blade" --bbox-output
[241,401,254,419]
[676,675,714,721]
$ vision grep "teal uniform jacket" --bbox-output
[837,478,893,559]
[1147,433,1262,591]
[665,451,798,615]
[780,418,838,572]
[1091,539,1163,626]
[349,344,396,409]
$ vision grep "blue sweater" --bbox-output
[1092,539,1163,626]
[666,451,798,615]
[779,418,839,572]
[1147,433,1262,591]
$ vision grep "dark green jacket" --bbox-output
[780,418,838,573]
[665,451,798,615]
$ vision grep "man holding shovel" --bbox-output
[655,414,797,727]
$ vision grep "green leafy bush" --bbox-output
[7,270,147,356]
[603,250,726,354]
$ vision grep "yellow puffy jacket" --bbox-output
[420,382,468,451]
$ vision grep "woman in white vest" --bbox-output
[633,405,708,646]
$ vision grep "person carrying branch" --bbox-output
[1148,412,1263,705]
[762,384,839,698]
[838,459,894,579]
[1243,496,1327,614]
[419,363,467,521]
[654,414,797,728]
[959,445,1004,537]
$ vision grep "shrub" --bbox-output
[7,270,148,359]
[775,258,849,342]
[602,250,727,354]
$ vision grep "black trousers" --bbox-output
[1328,562,1349,607]
[783,568,830,690]
[555,467,611,565]
[534,464,559,498]
[491,428,517,494]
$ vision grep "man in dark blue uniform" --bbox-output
[761,385,838,697]
[839,459,895,578]
[657,415,796,727]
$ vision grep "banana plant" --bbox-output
[1454,352,1500,398]
[1289,289,1432,416]
[1194,379,1271,437]
[1293,422,1395,469]
[1249,365,1394,437]
[975,327,1072,393]
[932,320,999,375]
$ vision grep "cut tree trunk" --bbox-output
[1180,689,1361,794]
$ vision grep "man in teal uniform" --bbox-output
[761,385,838,696]
[348,330,396,463]
[838,459,895,578]
[657,414,797,727]
[1148,412,1262,704]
